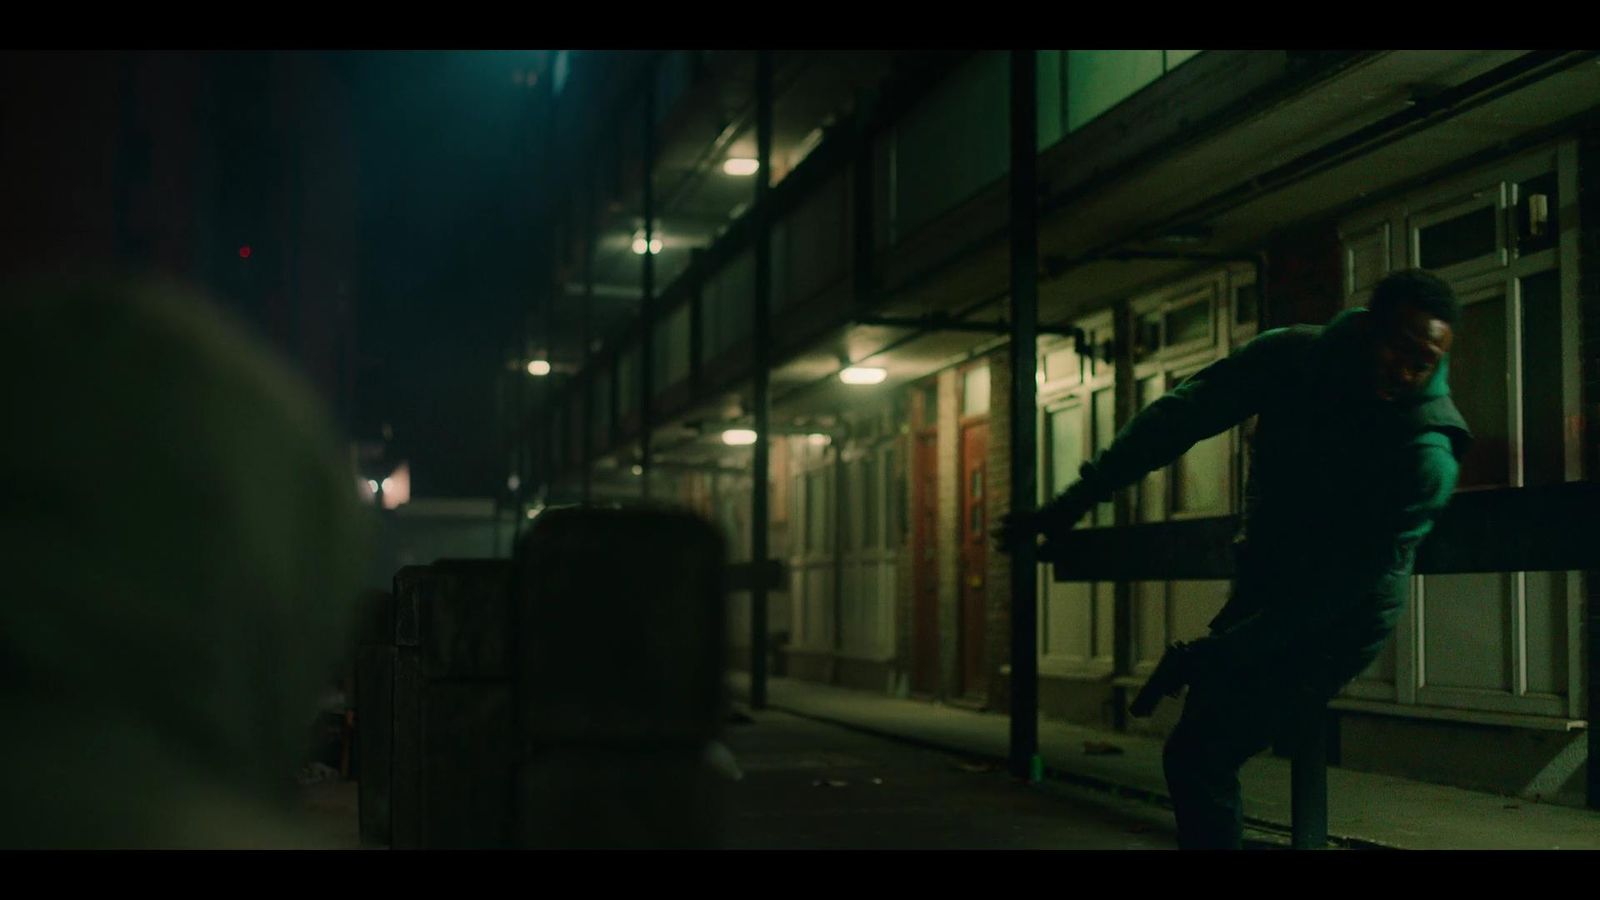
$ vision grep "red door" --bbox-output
[959,421,989,699]
[912,430,940,694]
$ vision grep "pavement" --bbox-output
[728,673,1600,850]
[720,705,1184,849]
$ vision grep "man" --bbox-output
[996,269,1470,849]
[0,277,370,847]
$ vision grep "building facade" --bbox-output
[530,50,1599,807]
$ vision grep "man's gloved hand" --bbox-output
[992,478,1099,554]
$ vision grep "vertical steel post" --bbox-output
[1589,574,1598,809]
[641,62,656,501]
[1112,299,1135,731]
[1291,711,1330,849]
[581,174,595,506]
[750,51,774,710]
[1007,50,1040,781]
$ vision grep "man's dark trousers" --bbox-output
[1163,665,1331,849]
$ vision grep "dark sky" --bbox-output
[341,51,552,498]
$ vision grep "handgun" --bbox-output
[1129,641,1196,718]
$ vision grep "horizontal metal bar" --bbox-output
[854,314,1079,337]
[1045,482,1600,582]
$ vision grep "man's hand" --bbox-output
[992,510,1044,553]
[992,486,1095,554]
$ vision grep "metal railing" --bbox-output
[1041,480,1600,847]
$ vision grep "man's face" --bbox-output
[1370,302,1454,402]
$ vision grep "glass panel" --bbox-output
[1525,570,1568,696]
[1422,572,1513,692]
[971,467,983,499]
[839,464,853,553]
[895,52,1010,238]
[792,475,803,553]
[1175,430,1229,514]
[1520,270,1565,487]
[1134,311,1161,362]
[1045,579,1092,662]
[1418,205,1497,270]
[807,472,828,553]
[1168,580,1229,641]
[1092,387,1117,525]
[1515,172,1559,257]
[1089,326,1112,379]
[1348,226,1389,293]
[1094,582,1115,663]
[1234,282,1260,327]
[1451,296,1511,488]
[1165,297,1212,347]
[863,457,879,548]
[1166,50,1203,69]
[886,446,902,547]
[1067,50,1165,132]
[1044,346,1080,385]
[1356,627,1398,686]
[970,504,982,536]
[1135,378,1164,523]
[1048,404,1084,497]
[1134,581,1166,665]
[1037,51,1066,151]
[963,365,991,417]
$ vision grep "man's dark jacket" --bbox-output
[1055,308,1471,693]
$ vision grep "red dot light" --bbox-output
[239,245,252,259]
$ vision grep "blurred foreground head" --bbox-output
[0,277,369,848]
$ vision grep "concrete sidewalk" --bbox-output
[729,673,1600,850]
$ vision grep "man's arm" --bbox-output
[1032,327,1312,532]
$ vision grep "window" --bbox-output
[1044,345,1081,386]
[963,365,991,417]
[862,456,879,548]
[1418,206,1498,270]
[1339,146,1580,719]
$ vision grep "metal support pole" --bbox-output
[1291,710,1330,849]
[750,51,774,710]
[1006,49,1040,782]
[641,63,656,501]
[581,175,596,506]
[1111,298,1136,731]
[1589,573,1598,810]
[832,442,846,684]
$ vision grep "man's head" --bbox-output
[1365,269,1458,402]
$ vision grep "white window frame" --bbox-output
[1336,142,1584,722]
